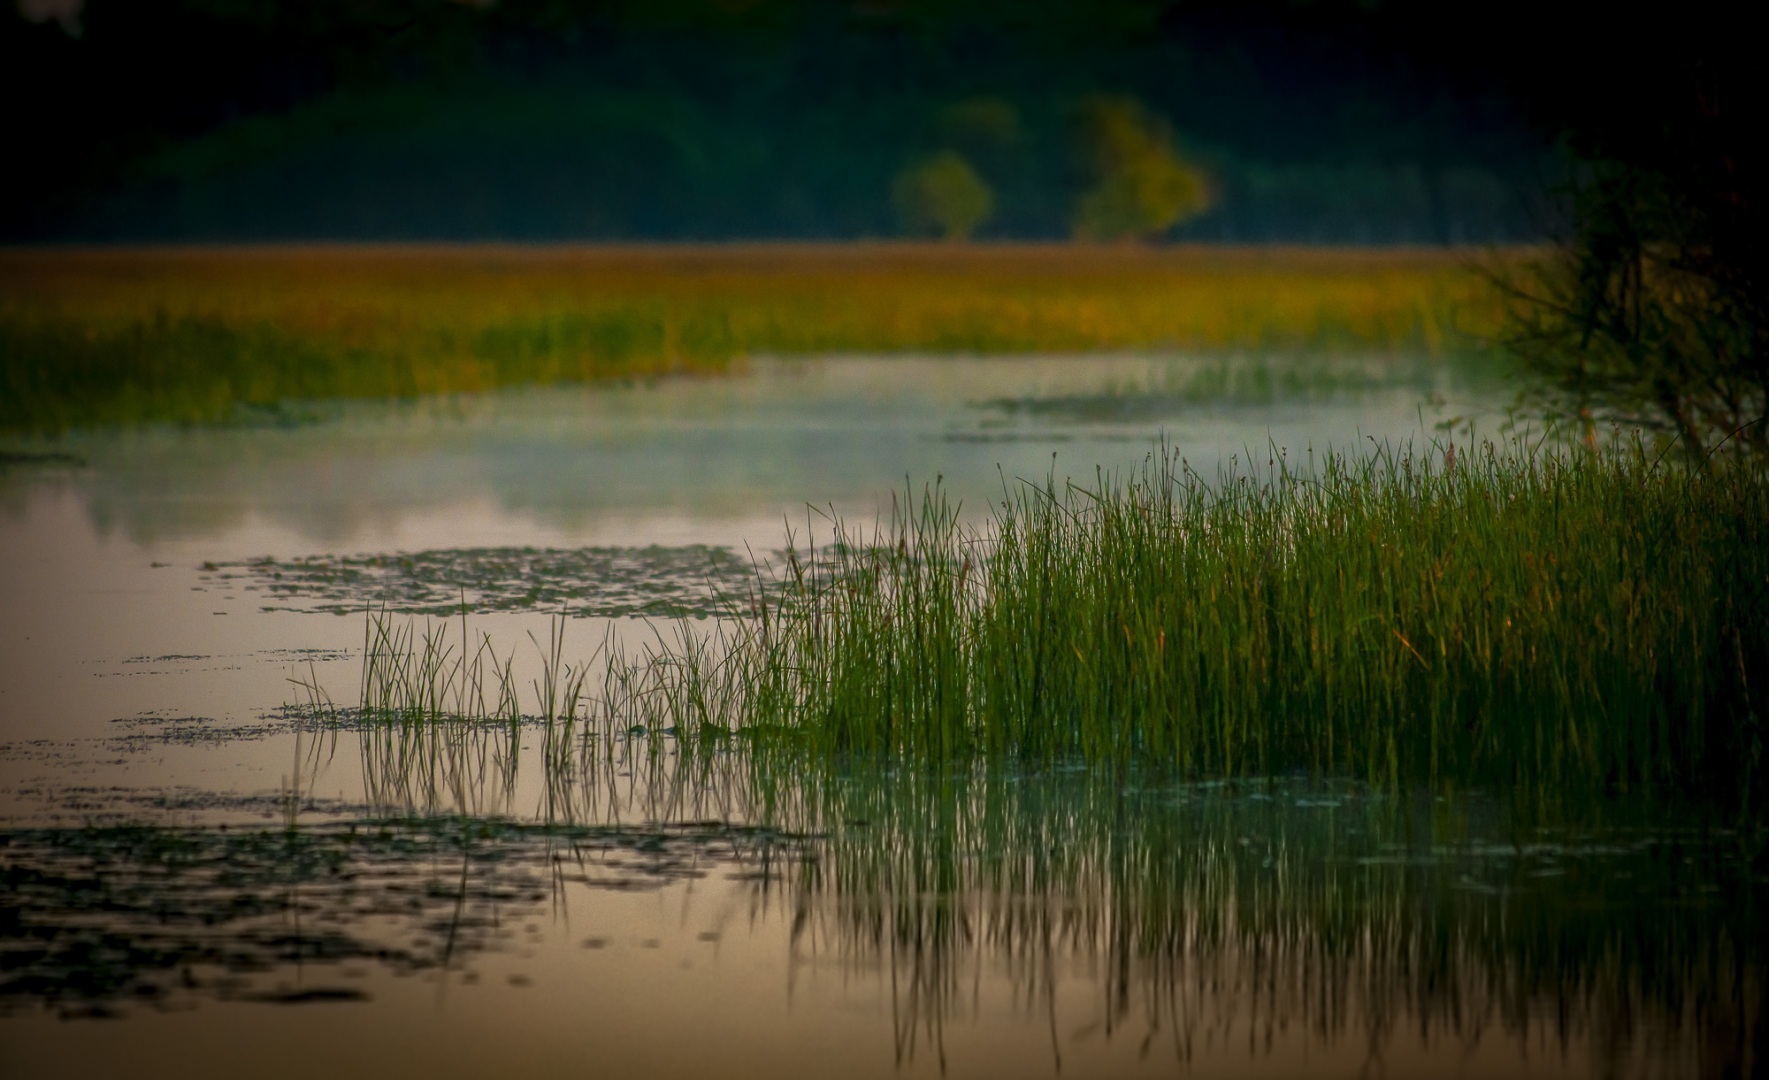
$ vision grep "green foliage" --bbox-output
[1071,95,1212,241]
[325,434,1769,809]
[890,151,995,240]
[1503,164,1768,459]
[1497,40,1766,461]
[593,440,1768,808]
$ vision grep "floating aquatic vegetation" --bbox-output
[0,817,808,1019]
[204,544,749,618]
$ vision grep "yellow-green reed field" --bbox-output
[0,244,1516,433]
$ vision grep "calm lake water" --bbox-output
[1,354,1760,1078]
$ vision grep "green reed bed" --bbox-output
[307,435,1767,806]
[618,438,1767,807]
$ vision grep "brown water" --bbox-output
[2,355,1759,1079]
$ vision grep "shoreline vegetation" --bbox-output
[0,243,1515,435]
[309,436,1767,814]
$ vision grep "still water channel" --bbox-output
[1,354,1759,1078]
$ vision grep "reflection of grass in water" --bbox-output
[759,762,1761,1074]
[0,245,1509,433]
[38,695,1761,1070]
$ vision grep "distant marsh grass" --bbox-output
[0,244,1511,433]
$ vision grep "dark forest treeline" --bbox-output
[5,0,1557,243]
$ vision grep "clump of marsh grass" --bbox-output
[312,434,1767,809]
[623,434,1767,808]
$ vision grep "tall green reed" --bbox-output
[635,435,1767,807]
[310,436,1767,808]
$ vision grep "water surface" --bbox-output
[5,353,1757,1078]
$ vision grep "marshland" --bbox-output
[3,242,1761,1079]
[4,4,1766,1079]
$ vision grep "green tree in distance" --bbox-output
[1071,95,1212,242]
[891,151,995,240]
